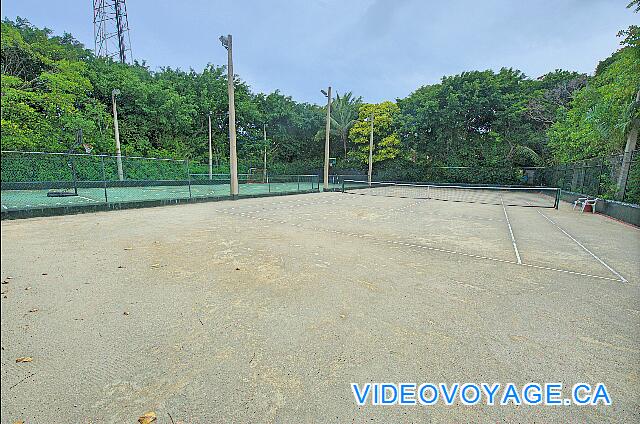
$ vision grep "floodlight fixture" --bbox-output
[219,35,230,50]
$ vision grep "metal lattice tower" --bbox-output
[93,0,133,63]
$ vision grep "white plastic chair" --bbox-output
[573,197,600,213]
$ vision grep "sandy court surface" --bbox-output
[1,192,639,422]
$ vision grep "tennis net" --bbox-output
[342,180,560,208]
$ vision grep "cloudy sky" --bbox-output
[1,0,636,104]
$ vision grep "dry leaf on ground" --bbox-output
[138,411,157,423]
[16,357,33,363]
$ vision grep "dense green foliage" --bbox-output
[326,91,362,158]
[349,101,401,166]
[1,18,324,170]
[548,31,640,161]
[0,151,188,183]
[1,14,638,186]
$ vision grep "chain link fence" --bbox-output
[1,151,319,215]
[534,151,639,205]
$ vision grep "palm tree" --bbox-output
[330,91,362,157]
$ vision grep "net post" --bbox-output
[341,177,345,193]
[100,155,108,203]
[555,188,560,210]
[297,175,300,191]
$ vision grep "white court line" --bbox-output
[220,210,624,283]
[501,198,522,264]
[535,209,627,283]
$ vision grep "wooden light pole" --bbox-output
[220,34,239,196]
[263,123,268,184]
[322,87,332,191]
[208,111,213,180]
[368,113,374,186]
[111,88,124,181]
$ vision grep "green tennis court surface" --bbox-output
[1,181,317,211]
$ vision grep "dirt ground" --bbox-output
[1,192,639,422]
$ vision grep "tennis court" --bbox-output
[1,188,638,422]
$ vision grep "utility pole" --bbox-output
[368,113,374,186]
[263,123,268,184]
[220,34,239,196]
[111,88,124,181]
[208,111,213,180]
[321,87,332,191]
[616,89,640,200]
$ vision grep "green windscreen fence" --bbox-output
[1,151,319,213]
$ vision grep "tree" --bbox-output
[525,70,587,128]
[400,68,547,170]
[2,14,640,190]
[548,28,640,161]
[1,20,111,153]
[329,91,362,157]
[255,91,324,163]
[348,102,401,166]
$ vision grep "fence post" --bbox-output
[69,153,79,196]
[596,158,604,196]
[186,160,192,199]
[580,161,586,194]
[622,155,631,202]
[100,155,108,203]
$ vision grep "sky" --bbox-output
[1,0,637,104]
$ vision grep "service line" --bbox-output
[220,209,625,283]
[501,198,522,264]
[535,209,627,282]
